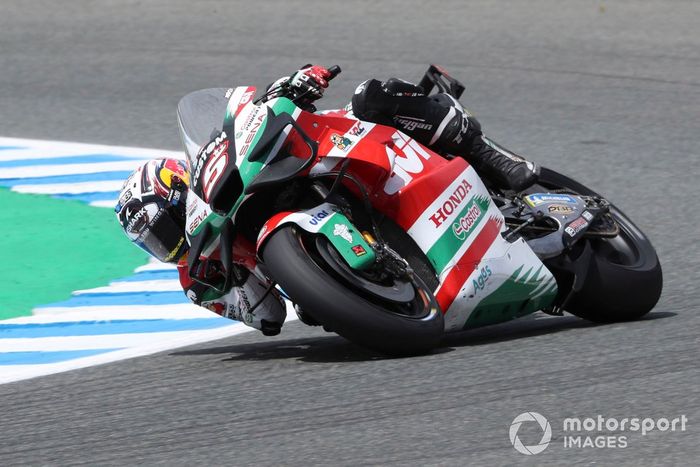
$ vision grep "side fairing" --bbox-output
[372,135,557,331]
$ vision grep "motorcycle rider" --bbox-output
[115,158,287,336]
[268,65,538,191]
[115,64,539,335]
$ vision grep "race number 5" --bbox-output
[202,141,229,202]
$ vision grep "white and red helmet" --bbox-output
[115,158,190,263]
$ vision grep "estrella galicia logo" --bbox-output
[509,412,552,455]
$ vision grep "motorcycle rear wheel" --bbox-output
[261,226,444,355]
[538,167,663,322]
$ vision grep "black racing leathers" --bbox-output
[351,78,538,191]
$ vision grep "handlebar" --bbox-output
[327,65,341,81]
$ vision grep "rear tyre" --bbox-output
[262,226,444,355]
[538,167,663,322]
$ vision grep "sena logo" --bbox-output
[429,179,474,227]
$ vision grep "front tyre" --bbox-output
[261,226,444,355]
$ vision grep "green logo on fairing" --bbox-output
[452,196,489,240]
[426,195,491,273]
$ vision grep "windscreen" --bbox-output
[176,88,230,168]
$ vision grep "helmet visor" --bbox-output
[129,202,187,263]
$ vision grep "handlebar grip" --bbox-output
[327,65,341,81]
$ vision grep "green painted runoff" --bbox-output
[0,188,148,319]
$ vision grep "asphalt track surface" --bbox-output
[1,1,699,465]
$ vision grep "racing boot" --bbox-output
[352,78,538,191]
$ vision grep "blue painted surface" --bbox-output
[34,291,188,308]
[53,191,120,202]
[0,348,124,365]
[114,270,179,282]
[0,146,26,151]
[0,170,133,184]
[0,318,229,338]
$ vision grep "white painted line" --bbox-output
[89,199,118,208]
[0,160,152,179]
[0,324,247,384]
[0,136,181,162]
[27,303,214,321]
[0,307,299,384]
[12,180,123,195]
[134,261,178,273]
[0,328,232,352]
[73,279,183,295]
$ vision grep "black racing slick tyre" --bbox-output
[538,167,663,322]
[261,226,444,355]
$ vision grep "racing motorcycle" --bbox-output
[176,65,662,354]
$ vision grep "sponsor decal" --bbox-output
[472,265,493,291]
[237,108,266,156]
[193,131,227,185]
[203,301,224,315]
[525,194,578,207]
[348,121,365,136]
[384,131,435,195]
[186,289,198,302]
[126,206,148,235]
[351,245,367,256]
[239,90,254,106]
[167,188,181,205]
[308,209,330,226]
[565,216,589,237]
[393,115,433,132]
[187,209,209,233]
[201,140,229,202]
[333,223,353,243]
[116,189,132,211]
[429,179,474,227]
[330,133,353,151]
[224,88,234,98]
[163,237,185,262]
[581,210,594,221]
[548,204,575,214]
[452,200,483,239]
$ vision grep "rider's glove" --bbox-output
[264,64,332,111]
[289,64,331,99]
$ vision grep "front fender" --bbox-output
[256,202,376,270]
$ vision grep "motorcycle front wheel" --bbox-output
[261,226,444,355]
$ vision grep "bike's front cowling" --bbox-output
[177,82,444,355]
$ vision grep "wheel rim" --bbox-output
[293,228,434,320]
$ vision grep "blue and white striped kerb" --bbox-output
[0,136,180,207]
[0,137,292,384]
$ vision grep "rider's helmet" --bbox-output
[115,158,190,263]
